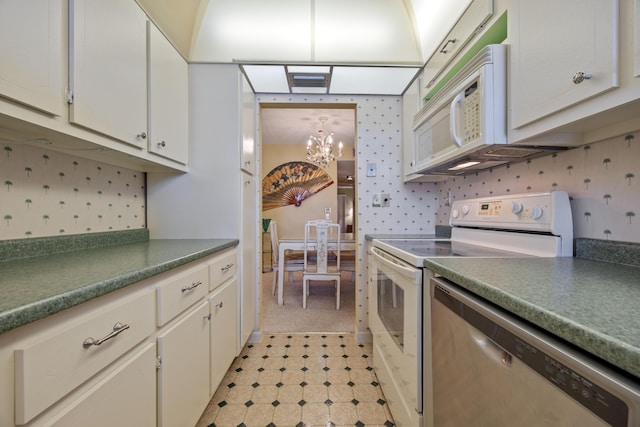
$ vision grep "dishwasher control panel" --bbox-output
[513,337,627,426]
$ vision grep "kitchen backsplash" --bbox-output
[436,132,640,243]
[1,143,146,240]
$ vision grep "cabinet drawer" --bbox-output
[209,250,237,291]
[14,290,155,424]
[156,264,209,327]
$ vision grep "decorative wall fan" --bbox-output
[262,161,334,211]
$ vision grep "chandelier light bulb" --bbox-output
[305,116,343,168]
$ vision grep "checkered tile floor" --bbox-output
[196,333,395,427]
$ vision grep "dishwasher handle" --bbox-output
[469,326,513,368]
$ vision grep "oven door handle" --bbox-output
[370,246,418,276]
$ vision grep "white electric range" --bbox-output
[368,191,574,427]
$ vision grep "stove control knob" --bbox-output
[531,206,544,220]
[512,201,524,215]
[452,209,460,219]
[461,205,470,215]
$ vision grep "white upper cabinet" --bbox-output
[69,0,148,147]
[402,79,422,182]
[510,0,619,129]
[421,0,494,101]
[0,0,64,116]
[147,23,189,164]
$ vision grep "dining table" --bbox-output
[276,233,356,305]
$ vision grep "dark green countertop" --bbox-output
[424,256,640,379]
[0,238,238,334]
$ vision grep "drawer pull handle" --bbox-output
[204,313,212,321]
[221,263,234,273]
[215,301,224,309]
[83,322,130,348]
[181,281,202,292]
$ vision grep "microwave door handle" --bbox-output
[450,92,464,147]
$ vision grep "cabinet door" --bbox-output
[157,301,210,427]
[209,278,238,395]
[148,23,189,164]
[0,0,64,116]
[240,73,256,174]
[402,79,420,181]
[510,0,619,128]
[45,344,156,427]
[69,0,147,146]
[241,174,256,347]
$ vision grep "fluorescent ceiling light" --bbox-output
[242,65,289,93]
[242,64,419,95]
[291,87,327,94]
[330,66,420,95]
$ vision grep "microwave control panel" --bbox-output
[462,81,481,144]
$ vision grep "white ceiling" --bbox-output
[135,0,474,95]
[261,107,355,146]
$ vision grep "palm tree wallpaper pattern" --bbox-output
[1,143,145,240]
[436,131,640,244]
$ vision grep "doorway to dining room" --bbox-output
[259,103,357,333]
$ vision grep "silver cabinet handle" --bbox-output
[440,38,456,54]
[221,263,234,273]
[572,71,592,84]
[181,280,202,292]
[137,132,147,139]
[157,141,166,147]
[83,322,129,348]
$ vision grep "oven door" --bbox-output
[368,246,422,426]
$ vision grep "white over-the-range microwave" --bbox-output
[412,44,567,176]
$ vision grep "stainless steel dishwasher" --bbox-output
[430,277,640,427]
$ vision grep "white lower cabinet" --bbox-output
[43,343,157,427]
[0,249,240,427]
[209,278,238,395]
[14,289,156,425]
[157,302,211,427]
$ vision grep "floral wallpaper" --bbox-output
[1,143,146,240]
[436,132,640,243]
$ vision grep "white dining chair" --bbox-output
[303,220,341,309]
[270,221,305,296]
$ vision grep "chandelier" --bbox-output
[306,116,343,168]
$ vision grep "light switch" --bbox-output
[366,163,376,177]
